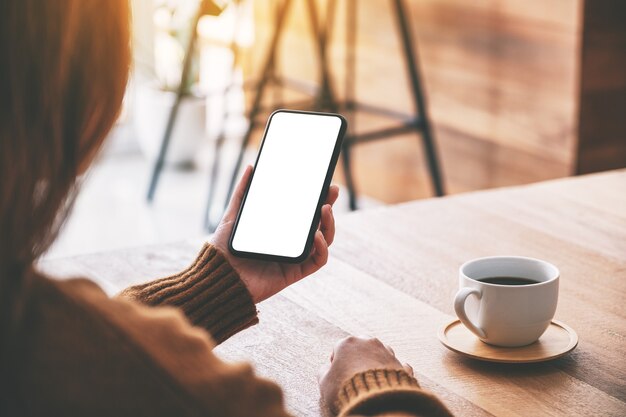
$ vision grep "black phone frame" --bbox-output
[228,109,348,264]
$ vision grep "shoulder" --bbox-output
[17,274,225,414]
[25,273,280,415]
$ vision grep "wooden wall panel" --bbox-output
[576,0,626,173]
[243,0,622,203]
[407,0,581,164]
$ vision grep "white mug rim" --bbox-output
[460,256,559,288]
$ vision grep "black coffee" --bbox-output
[478,277,540,286]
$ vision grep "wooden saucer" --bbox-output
[438,319,578,363]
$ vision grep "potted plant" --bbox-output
[133,0,209,167]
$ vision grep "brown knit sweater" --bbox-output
[2,244,452,417]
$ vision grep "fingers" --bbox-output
[326,185,340,206]
[320,204,335,246]
[319,185,338,245]
[301,231,329,276]
[313,230,329,265]
[403,363,414,376]
[223,165,253,222]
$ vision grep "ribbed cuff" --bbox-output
[337,369,453,417]
[119,243,258,344]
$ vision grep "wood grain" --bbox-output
[41,171,626,415]
[243,0,625,202]
[282,255,625,416]
[216,295,348,417]
[575,0,626,174]
[329,170,626,400]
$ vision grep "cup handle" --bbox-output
[454,287,486,339]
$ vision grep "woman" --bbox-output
[0,1,452,416]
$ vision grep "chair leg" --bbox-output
[146,1,205,202]
[204,132,226,232]
[342,0,358,210]
[391,0,445,197]
[307,0,357,210]
[224,0,292,208]
[306,0,339,111]
[270,0,285,109]
[345,0,357,112]
[204,1,248,230]
[341,142,358,210]
[146,94,182,202]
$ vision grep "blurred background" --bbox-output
[46,0,626,259]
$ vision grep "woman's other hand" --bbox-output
[318,336,414,414]
[209,165,339,303]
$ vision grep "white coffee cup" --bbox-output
[454,256,559,347]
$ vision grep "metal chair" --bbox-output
[145,0,445,232]
[217,0,444,221]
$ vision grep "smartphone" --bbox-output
[229,109,347,263]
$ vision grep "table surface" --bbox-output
[43,170,626,416]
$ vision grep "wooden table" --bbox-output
[43,170,626,416]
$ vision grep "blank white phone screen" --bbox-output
[232,112,342,258]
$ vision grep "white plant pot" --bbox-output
[134,84,206,166]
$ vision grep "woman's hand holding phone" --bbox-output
[209,165,339,303]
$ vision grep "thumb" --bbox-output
[317,362,331,383]
[223,165,253,223]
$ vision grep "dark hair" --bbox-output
[0,0,130,270]
[0,0,131,385]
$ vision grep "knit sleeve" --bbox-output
[336,369,453,417]
[118,243,257,344]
